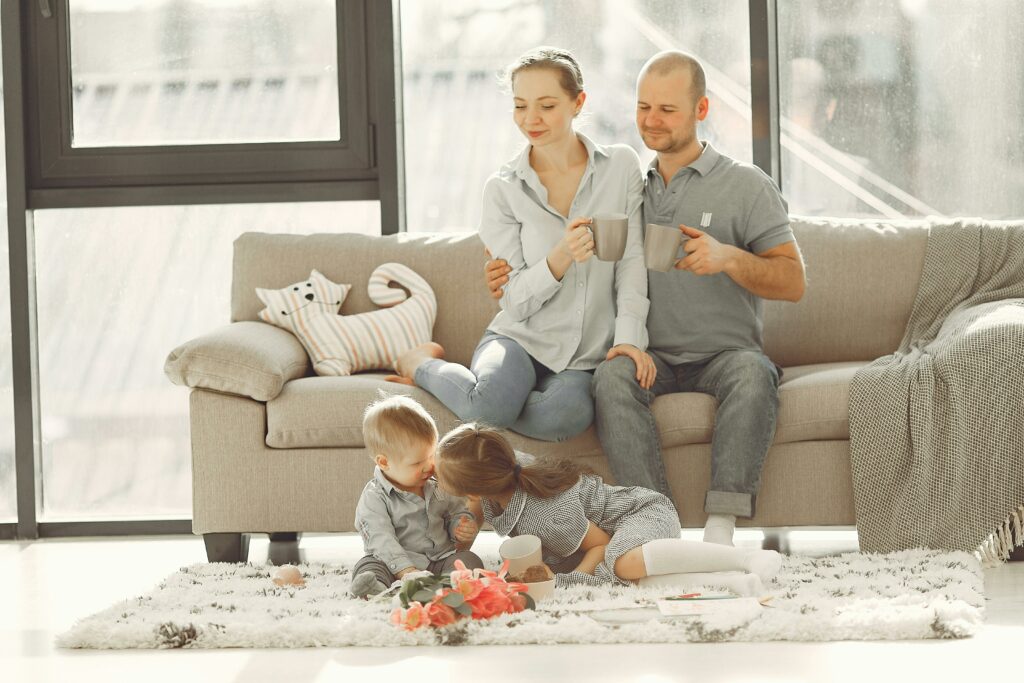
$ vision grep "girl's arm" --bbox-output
[572,521,612,575]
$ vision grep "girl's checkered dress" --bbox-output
[483,471,681,587]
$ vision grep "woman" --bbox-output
[390,46,653,442]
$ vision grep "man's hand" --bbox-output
[674,224,736,275]
[606,344,657,389]
[483,248,511,299]
[453,516,479,544]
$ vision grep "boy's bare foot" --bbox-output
[387,342,445,385]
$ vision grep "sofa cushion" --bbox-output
[265,375,606,458]
[164,321,310,401]
[266,361,864,451]
[774,362,865,444]
[763,217,928,366]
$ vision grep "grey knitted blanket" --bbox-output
[849,219,1024,561]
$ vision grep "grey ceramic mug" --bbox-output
[644,223,684,271]
[590,213,629,262]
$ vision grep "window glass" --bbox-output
[34,202,379,519]
[68,0,340,147]
[400,0,751,232]
[779,0,1024,218]
[0,14,14,522]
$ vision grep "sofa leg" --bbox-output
[1009,544,1024,562]
[762,530,790,554]
[268,532,302,566]
[203,533,250,563]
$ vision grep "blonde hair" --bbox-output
[362,395,437,462]
[503,46,585,99]
[435,423,589,499]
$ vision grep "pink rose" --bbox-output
[425,599,459,627]
[449,559,476,586]
[390,601,431,631]
[452,575,484,602]
[469,583,513,619]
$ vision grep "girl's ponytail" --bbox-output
[436,423,588,499]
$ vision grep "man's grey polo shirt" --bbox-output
[644,142,794,365]
[353,467,474,573]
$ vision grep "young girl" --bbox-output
[435,424,783,588]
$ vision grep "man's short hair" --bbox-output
[362,395,437,461]
[640,50,707,103]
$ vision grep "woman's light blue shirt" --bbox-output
[479,133,649,372]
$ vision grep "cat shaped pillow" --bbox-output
[256,264,437,376]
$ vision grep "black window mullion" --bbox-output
[4,1,41,540]
[749,0,781,189]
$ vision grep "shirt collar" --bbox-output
[513,131,609,179]
[373,465,397,494]
[374,465,436,497]
[486,486,527,535]
[646,140,719,181]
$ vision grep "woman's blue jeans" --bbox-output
[415,331,594,442]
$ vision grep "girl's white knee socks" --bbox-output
[640,538,783,580]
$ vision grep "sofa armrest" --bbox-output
[165,321,309,401]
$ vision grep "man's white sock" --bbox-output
[703,513,736,546]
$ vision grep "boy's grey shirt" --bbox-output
[644,141,794,365]
[354,467,475,573]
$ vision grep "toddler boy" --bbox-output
[349,395,482,598]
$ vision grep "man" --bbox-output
[486,51,805,545]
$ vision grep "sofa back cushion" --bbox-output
[763,217,929,366]
[233,232,498,367]
[233,218,931,369]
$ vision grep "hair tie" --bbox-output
[513,464,522,477]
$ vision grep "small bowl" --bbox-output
[523,578,556,603]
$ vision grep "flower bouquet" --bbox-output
[390,559,534,631]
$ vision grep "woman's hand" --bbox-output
[561,217,595,263]
[606,344,657,389]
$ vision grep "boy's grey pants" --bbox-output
[352,550,485,586]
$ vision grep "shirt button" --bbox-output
[576,310,582,316]
[578,282,584,288]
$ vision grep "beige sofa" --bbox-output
[166,217,929,562]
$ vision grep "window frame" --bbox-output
[21,0,385,208]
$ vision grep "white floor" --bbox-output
[1,530,1022,683]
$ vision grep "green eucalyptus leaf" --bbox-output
[441,592,465,607]
[455,603,473,616]
[412,589,435,603]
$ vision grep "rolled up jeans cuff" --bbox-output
[704,490,754,518]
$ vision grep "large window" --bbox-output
[779,0,1024,218]
[400,0,751,232]
[33,202,379,519]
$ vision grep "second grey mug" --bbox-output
[644,223,684,271]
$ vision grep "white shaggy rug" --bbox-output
[57,549,983,648]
